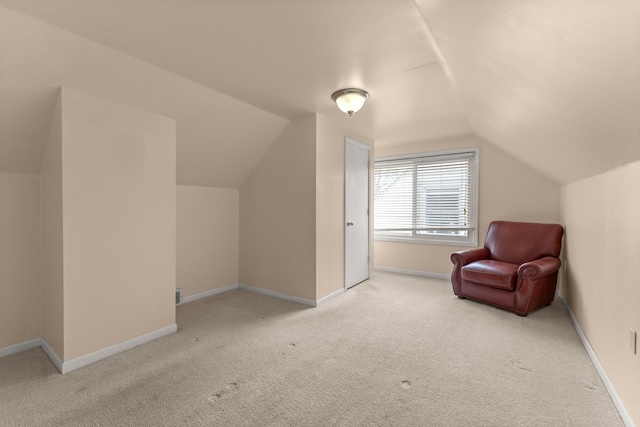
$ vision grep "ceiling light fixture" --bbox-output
[331,88,369,116]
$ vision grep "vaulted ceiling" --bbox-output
[416,0,640,185]
[0,0,638,187]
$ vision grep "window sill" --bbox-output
[374,236,477,247]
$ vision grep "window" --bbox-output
[374,148,478,246]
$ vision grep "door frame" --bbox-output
[344,137,371,290]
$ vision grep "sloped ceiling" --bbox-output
[1,1,638,187]
[416,0,640,185]
[0,0,472,188]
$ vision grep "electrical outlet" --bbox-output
[630,329,637,355]
[176,288,182,305]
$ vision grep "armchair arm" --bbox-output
[515,256,562,315]
[450,248,489,296]
[517,256,562,278]
[450,247,490,267]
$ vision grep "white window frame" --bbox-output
[374,147,479,246]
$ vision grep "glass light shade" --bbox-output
[331,89,369,116]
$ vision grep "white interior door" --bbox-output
[345,138,370,289]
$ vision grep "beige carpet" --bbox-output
[0,272,623,426]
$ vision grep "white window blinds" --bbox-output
[374,149,478,245]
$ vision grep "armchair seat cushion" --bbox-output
[461,260,519,291]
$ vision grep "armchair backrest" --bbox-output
[484,221,564,265]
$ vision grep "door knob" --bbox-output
[347,221,354,226]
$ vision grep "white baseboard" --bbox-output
[40,337,63,372]
[3,282,346,373]
[59,324,177,374]
[238,283,317,307]
[374,266,450,280]
[178,284,239,305]
[558,295,635,427]
[317,288,345,306]
[5,325,178,374]
[181,282,346,308]
[0,337,42,358]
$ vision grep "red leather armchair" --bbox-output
[451,221,564,316]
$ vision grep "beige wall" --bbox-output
[374,135,561,276]
[0,173,42,349]
[315,116,374,300]
[0,6,287,188]
[60,87,176,361]
[240,114,374,302]
[561,160,640,423]
[40,95,64,356]
[177,185,239,297]
[240,115,317,300]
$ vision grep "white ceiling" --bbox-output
[0,0,638,187]
[416,0,640,185]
